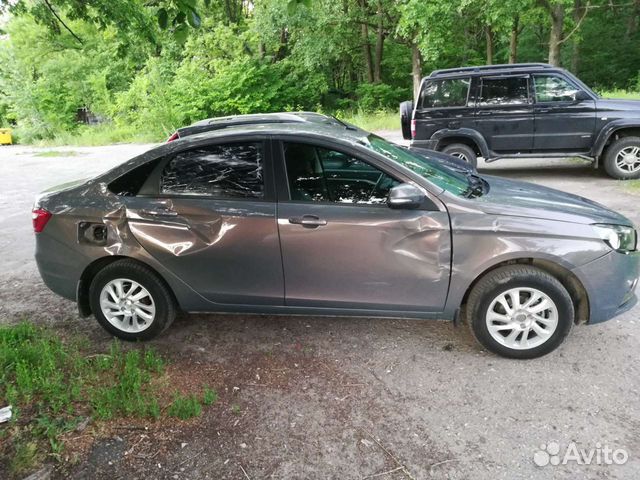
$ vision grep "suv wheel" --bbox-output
[466,265,574,359]
[441,144,478,168]
[89,259,176,341]
[603,136,640,179]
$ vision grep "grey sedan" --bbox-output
[33,120,639,358]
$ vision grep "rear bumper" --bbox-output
[572,250,640,324]
[410,139,438,150]
[35,233,86,302]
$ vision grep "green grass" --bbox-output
[32,123,164,147]
[338,110,399,132]
[32,150,80,157]
[625,179,640,193]
[0,323,216,477]
[600,90,640,100]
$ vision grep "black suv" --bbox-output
[400,63,640,179]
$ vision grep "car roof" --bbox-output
[179,112,343,134]
[426,63,559,80]
[174,120,370,146]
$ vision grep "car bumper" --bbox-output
[572,250,640,324]
[35,233,86,302]
[410,139,438,150]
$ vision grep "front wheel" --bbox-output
[603,136,640,179]
[466,265,574,359]
[89,259,176,341]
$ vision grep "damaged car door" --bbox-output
[123,139,284,305]
[275,140,451,311]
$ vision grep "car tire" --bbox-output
[603,136,640,179]
[89,259,176,341]
[441,143,478,168]
[466,265,574,359]
[400,100,413,140]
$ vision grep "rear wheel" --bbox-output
[89,259,176,341]
[400,100,413,140]
[466,265,574,359]
[603,136,640,179]
[441,143,478,168]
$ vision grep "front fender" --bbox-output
[592,119,640,157]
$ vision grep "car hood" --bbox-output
[474,175,632,226]
[596,98,640,112]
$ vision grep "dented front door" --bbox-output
[125,197,284,305]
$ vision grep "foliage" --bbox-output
[1,0,640,143]
[167,393,202,419]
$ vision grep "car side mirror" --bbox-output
[573,90,590,102]
[387,183,426,209]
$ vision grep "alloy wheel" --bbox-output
[99,278,156,333]
[485,287,559,350]
[615,146,640,173]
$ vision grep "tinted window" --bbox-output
[534,75,579,102]
[479,76,529,106]
[284,143,399,204]
[160,142,263,198]
[420,78,470,108]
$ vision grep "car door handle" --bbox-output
[289,215,327,228]
[140,208,179,217]
[537,108,551,113]
[478,111,492,116]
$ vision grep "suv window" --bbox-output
[533,75,579,102]
[420,78,470,108]
[478,76,529,106]
[283,143,399,204]
[160,142,263,198]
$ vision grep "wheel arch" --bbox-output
[431,128,490,158]
[593,122,640,157]
[459,258,590,325]
[77,255,179,317]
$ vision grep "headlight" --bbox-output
[593,224,637,252]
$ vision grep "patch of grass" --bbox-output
[32,150,81,158]
[231,404,242,415]
[203,387,218,406]
[0,323,167,476]
[32,123,164,147]
[600,90,640,100]
[338,110,399,132]
[167,393,202,420]
[625,179,640,194]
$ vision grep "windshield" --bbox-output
[362,135,471,196]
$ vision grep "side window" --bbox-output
[160,142,264,198]
[478,76,529,106]
[420,78,470,109]
[534,75,579,102]
[108,159,162,196]
[284,143,400,205]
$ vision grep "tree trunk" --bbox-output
[509,15,519,63]
[411,43,422,102]
[570,0,584,72]
[626,0,640,39]
[373,0,385,83]
[485,25,494,65]
[548,4,565,66]
[359,0,374,82]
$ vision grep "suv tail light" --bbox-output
[410,119,416,139]
[32,208,52,233]
[166,131,180,142]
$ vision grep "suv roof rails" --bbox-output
[429,63,553,78]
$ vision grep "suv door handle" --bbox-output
[140,208,179,217]
[537,108,551,113]
[289,215,327,228]
[478,111,492,116]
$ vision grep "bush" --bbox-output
[354,83,410,112]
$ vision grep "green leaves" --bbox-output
[287,0,312,15]
[187,10,201,28]
[158,8,168,29]
[154,0,202,43]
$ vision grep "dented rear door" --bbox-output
[124,139,284,306]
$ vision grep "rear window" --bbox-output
[420,78,470,108]
[478,76,529,106]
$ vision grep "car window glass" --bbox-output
[284,143,400,204]
[108,158,162,196]
[420,78,470,108]
[478,76,529,106]
[160,142,263,198]
[534,75,579,102]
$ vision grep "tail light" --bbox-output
[32,208,52,233]
[166,131,180,142]
[410,119,416,139]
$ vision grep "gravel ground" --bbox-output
[1,138,639,479]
